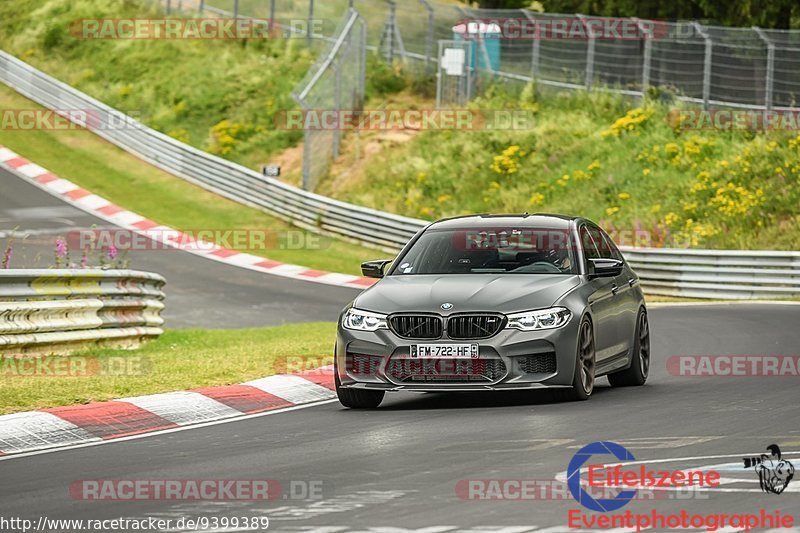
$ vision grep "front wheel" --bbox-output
[556,317,595,401]
[608,308,649,387]
[335,372,384,409]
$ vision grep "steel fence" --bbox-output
[195,0,800,186]
[292,9,367,190]
[0,269,165,355]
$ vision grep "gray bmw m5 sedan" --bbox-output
[335,214,650,408]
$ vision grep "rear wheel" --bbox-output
[335,369,384,409]
[608,309,649,387]
[557,317,595,401]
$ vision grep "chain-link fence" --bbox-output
[291,9,366,190]
[188,0,800,188]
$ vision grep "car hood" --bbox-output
[354,274,581,315]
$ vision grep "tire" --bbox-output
[608,308,650,387]
[335,370,385,409]
[556,317,595,401]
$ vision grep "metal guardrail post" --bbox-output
[753,27,775,113]
[420,0,434,72]
[693,22,712,110]
[233,0,238,18]
[199,0,204,14]
[269,0,275,26]
[523,10,540,80]
[577,14,595,90]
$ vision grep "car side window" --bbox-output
[587,225,611,258]
[579,226,601,265]
[598,229,625,262]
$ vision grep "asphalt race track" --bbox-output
[1,303,798,531]
[0,167,360,328]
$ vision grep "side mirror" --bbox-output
[361,259,393,279]
[588,258,623,278]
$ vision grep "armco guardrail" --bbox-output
[1,52,799,300]
[0,269,165,355]
[621,248,800,299]
[0,50,424,254]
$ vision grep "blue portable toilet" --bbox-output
[452,21,501,72]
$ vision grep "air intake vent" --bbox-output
[389,315,443,339]
[516,353,557,374]
[386,358,507,383]
[447,314,505,339]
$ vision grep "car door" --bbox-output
[593,225,638,358]
[579,224,617,363]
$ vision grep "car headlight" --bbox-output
[506,307,572,331]
[342,308,388,331]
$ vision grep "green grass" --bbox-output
[323,84,800,251]
[1,322,336,414]
[0,0,310,169]
[0,84,379,273]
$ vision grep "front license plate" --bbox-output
[410,344,479,359]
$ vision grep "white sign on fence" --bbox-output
[442,48,466,76]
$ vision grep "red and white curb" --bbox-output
[0,367,336,456]
[0,145,377,290]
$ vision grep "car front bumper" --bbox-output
[335,316,580,392]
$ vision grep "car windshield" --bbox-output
[390,227,577,275]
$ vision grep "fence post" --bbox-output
[435,40,442,108]
[523,10,540,81]
[385,0,396,63]
[577,14,595,90]
[359,14,367,104]
[633,18,651,94]
[269,0,275,27]
[166,0,171,14]
[693,22,712,110]
[753,27,775,113]
[420,0,434,72]
[333,61,342,158]
[233,0,239,18]
[308,0,315,45]
[301,102,311,191]
[198,0,204,14]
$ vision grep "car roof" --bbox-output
[427,213,577,231]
